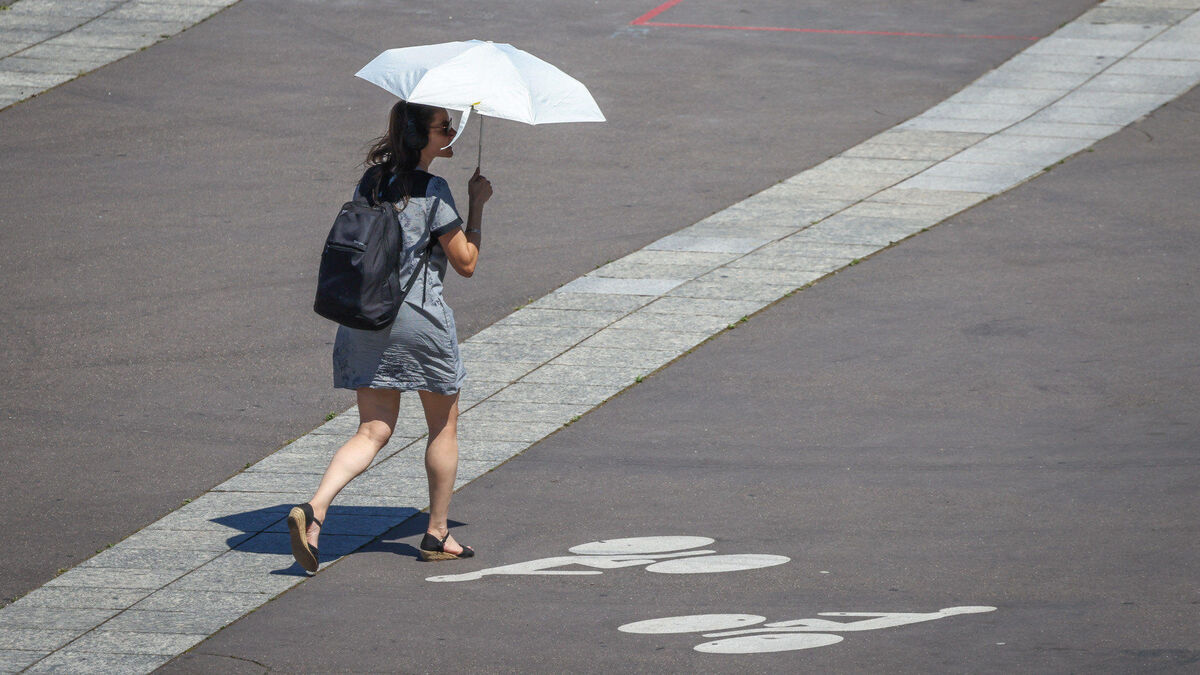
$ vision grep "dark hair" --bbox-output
[363,100,439,204]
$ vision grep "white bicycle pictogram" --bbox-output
[619,606,998,654]
[426,535,789,583]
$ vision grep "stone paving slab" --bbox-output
[16,43,133,63]
[944,85,1065,107]
[493,307,626,329]
[587,260,720,279]
[922,101,1044,122]
[0,608,118,632]
[725,253,847,273]
[974,68,1095,90]
[1005,119,1126,138]
[59,631,206,656]
[637,296,769,318]
[96,608,247,636]
[5,588,151,612]
[458,340,568,363]
[1081,71,1197,93]
[0,650,44,673]
[527,292,651,312]
[867,186,989,206]
[839,200,972,222]
[1031,103,1160,125]
[1081,5,1194,23]
[1131,38,1200,58]
[4,3,122,18]
[667,278,794,303]
[167,569,300,595]
[456,440,535,462]
[899,115,1014,134]
[546,345,679,370]
[645,233,770,254]
[116,529,253,553]
[52,30,159,50]
[577,327,705,353]
[518,363,647,386]
[128,589,269,615]
[0,628,82,652]
[459,359,542,383]
[77,548,218,572]
[24,651,171,674]
[0,57,87,74]
[1002,52,1121,73]
[467,323,596,346]
[42,568,184,592]
[607,310,736,334]
[452,400,591,423]
[841,140,968,161]
[486,381,622,405]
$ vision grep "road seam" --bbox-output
[1,1,1198,672]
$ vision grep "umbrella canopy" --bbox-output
[356,40,605,158]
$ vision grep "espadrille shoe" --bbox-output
[287,503,322,573]
[419,531,475,561]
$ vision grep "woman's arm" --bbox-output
[441,168,492,278]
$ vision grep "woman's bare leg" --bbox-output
[305,388,401,548]
[419,389,468,555]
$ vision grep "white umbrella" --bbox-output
[356,40,605,166]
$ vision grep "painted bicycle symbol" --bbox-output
[426,535,789,583]
[619,606,997,654]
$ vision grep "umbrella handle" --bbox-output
[477,113,483,171]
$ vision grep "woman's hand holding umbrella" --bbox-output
[468,167,493,211]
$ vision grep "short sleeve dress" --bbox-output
[331,166,467,394]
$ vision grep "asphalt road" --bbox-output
[0,0,1099,605]
[0,0,1097,605]
[163,81,1200,673]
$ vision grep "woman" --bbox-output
[288,101,492,573]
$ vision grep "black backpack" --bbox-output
[313,175,430,331]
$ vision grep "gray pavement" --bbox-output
[2,0,1199,671]
[0,0,1089,607]
[163,78,1200,674]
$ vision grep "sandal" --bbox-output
[419,531,475,561]
[287,503,322,573]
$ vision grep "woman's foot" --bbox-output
[287,503,323,573]
[419,527,474,560]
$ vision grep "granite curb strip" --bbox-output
[0,0,240,110]
[4,0,1200,671]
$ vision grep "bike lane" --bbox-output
[161,75,1200,675]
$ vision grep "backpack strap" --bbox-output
[398,237,432,306]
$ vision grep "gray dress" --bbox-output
[332,169,466,394]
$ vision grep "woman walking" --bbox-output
[288,100,492,573]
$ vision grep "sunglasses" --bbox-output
[430,121,455,135]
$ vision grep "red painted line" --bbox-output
[631,0,687,25]
[630,0,1039,41]
[640,20,1039,41]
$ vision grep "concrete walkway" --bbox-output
[0,0,237,110]
[1,0,1198,671]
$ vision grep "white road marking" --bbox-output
[620,606,997,655]
[567,536,714,555]
[427,536,787,583]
